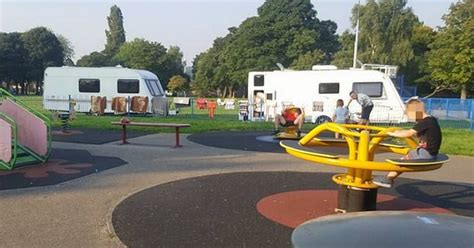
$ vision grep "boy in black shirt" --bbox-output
[373,100,442,188]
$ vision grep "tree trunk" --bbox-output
[222,86,227,98]
[460,85,466,99]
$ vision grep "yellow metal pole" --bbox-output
[355,130,370,185]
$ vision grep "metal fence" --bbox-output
[14,95,474,130]
[402,97,474,130]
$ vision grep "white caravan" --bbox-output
[43,66,166,113]
[247,65,407,124]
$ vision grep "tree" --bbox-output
[0,32,28,91]
[76,52,110,67]
[113,38,168,88]
[21,27,64,94]
[331,31,355,68]
[57,34,75,65]
[104,5,126,57]
[193,0,339,97]
[352,0,419,66]
[426,0,473,99]
[167,75,189,94]
[290,49,325,70]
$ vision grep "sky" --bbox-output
[0,0,457,64]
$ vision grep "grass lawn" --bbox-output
[15,95,474,156]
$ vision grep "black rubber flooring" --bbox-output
[0,148,127,190]
[112,171,473,248]
[52,128,148,144]
[188,131,285,153]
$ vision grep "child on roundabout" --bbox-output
[332,99,349,139]
[272,107,304,137]
[373,99,442,188]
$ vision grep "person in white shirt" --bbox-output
[347,91,374,125]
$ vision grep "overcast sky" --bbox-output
[0,0,456,64]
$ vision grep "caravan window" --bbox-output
[254,75,264,86]
[79,79,100,93]
[319,83,339,94]
[145,79,164,96]
[352,82,383,97]
[118,79,139,93]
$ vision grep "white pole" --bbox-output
[352,0,361,68]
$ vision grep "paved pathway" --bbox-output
[0,132,472,247]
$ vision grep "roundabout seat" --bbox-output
[280,122,449,212]
[274,107,304,139]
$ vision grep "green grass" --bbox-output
[14,95,474,156]
[440,128,474,156]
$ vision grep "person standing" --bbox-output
[347,91,374,125]
[332,99,349,139]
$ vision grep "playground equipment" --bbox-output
[274,107,305,139]
[0,88,52,170]
[280,122,448,212]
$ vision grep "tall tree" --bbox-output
[113,38,168,88]
[104,5,126,57]
[426,0,473,99]
[353,0,419,66]
[0,32,28,91]
[76,52,111,67]
[57,34,75,66]
[21,27,64,94]
[194,0,339,97]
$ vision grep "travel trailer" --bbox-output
[43,66,166,113]
[247,65,407,124]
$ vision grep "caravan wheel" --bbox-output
[315,115,331,125]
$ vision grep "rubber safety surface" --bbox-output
[112,171,473,248]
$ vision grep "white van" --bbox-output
[43,66,166,113]
[247,65,407,124]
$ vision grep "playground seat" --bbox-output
[386,154,449,166]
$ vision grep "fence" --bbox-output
[14,95,474,130]
[402,97,474,130]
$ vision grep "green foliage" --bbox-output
[193,0,339,97]
[290,49,325,70]
[332,31,354,68]
[426,0,473,98]
[20,27,64,92]
[104,5,126,57]
[57,35,75,65]
[0,32,28,82]
[167,75,189,93]
[352,0,419,66]
[76,52,111,67]
[113,38,173,88]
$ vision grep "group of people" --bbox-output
[269,91,442,188]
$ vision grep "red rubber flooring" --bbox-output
[112,171,473,248]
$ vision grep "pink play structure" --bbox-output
[0,118,12,163]
[0,98,48,156]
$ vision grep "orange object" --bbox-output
[207,100,217,119]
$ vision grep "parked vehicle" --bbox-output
[43,66,166,113]
[247,65,407,124]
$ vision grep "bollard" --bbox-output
[207,100,216,119]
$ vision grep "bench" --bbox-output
[111,121,191,148]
